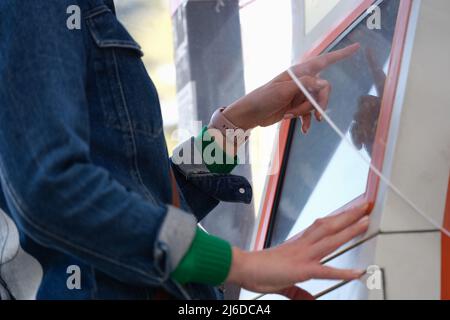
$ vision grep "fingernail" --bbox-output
[317,79,328,87]
[283,113,295,120]
[360,216,370,224]
[353,270,365,277]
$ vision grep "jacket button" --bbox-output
[239,188,246,194]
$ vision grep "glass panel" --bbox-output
[269,0,400,246]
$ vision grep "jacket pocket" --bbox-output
[86,5,144,56]
[86,5,163,138]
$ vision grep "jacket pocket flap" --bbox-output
[86,5,143,56]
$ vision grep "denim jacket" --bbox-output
[0,0,251,300]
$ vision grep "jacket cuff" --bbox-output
[171,228,232,286]
[196,126,239,174]
[156,205,198,271]
[171,136,209,178]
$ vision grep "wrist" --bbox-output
[208,107,252,156]
[205,126,237,156]
[222,103,255,131]
[226,247,251,286]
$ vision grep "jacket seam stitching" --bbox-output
[85,9,143,54]
[84,5,111,20]
[111,50,158,204]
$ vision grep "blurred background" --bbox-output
[115,0,179,151]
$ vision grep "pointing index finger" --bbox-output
[309,43,361,75]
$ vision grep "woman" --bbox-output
[0,0,367,299]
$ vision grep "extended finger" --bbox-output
[315,80,331,121]
[288,100,313,118]
[308,265,364,281]
[300,113,312,134]
[311,216,370,260]
[306,43,360,75]
[303,203,369,243]
[283,43,360,82]
[298,75,329,92]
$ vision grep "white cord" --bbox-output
[287,68,450,238]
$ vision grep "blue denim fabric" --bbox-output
[0,0,251,300]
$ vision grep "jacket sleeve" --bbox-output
[171,128,252,221]
[0,0,196,286]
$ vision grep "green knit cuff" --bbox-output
[195,126,239,174]
[171,228,232,286]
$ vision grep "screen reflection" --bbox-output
[269,0,400,246]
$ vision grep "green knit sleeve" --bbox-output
[171,228,232,285]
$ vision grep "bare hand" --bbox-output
[227,204,369,294]
[223,43,360,134]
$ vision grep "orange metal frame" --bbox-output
[254,0,413,250]
[442,176,450,300]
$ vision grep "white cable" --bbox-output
[287,68,450,238]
